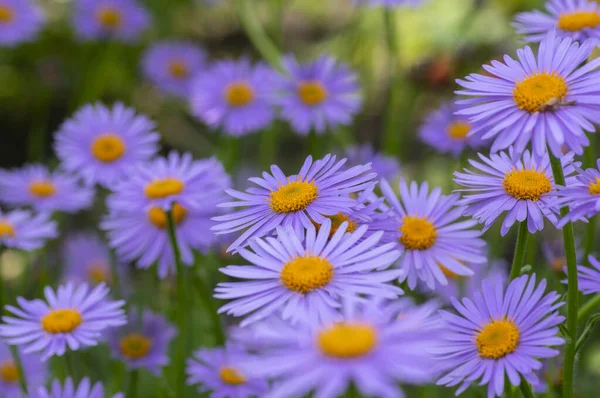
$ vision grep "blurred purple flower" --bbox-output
[344,144,400,180]
[0,0,44,47]
[72,0,150,42]
[0,342,46,398]
[0,209,57,251]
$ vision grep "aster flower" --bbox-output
[454,150,577,235]
[541,237,583,272]
[72,0,150,43]
[376,179,486,290]
[278,55,361,135]
[0,0,44,47]
[456,31,600,157]
[0,165,94,213]
[555,158,600,226]
[142,41,207,97]
[531,356,563,394]
[54,102,160,187]
[190,58,279,136]
[241,298,440,398]
[0,282,126,361]
[186,343,269,398]
[0,343,46,397]
[419,101,488,157]
[215,219,402,326]
[575,255,600,294]
[514,0,600,44]
[212,153,376,252]
[61,232,117,286]
[436,274,564,398]
[108,309,175,374]
[353,0,427,8]
[33,378,123,398]
[0,209,57,251]
[343,144,400,180]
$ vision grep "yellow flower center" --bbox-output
[87,264,110,284]
[318,323,378,358]
[0,361,19,383]
[513,73,569,113]
[224,82,254,107]
[475,317,520,359]
[41,309,83,334]
[297,81,328,106]
[0,221,15,238]
[144,178,184,199]
[219,366,247,385]
[168,61,189,79]
[399,216,437,250]
[558,11,600,32]
[91,133,126,163]
[447,121,471,141]
[97,7,122,29]
[280,256,333,294]
[119,333,152,359]
[0,6,14,23]
[314,213,357,237]
[269,180,318,214]
[147,202,187,228]
[588,178,600,195]
[503,168,552,201]
[29,180,57,198]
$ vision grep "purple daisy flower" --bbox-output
[212,153,376,252]
[0,209,57,251]
[0,0,44,47]
[215,219,402,326]
[576,254,600,294]
[514,0,600,44]
[0,343,46,397]
[190,58,279,136]
[186,343,269,398]
[0,282,126,361]
[278,55,361,135]
[72,0,150,43]
[353,0,428,8]
[61,232,116,286]
[454,150,577,235]
[108,309,175,374]
[343,144,400,180]
[54,102,160,188]
[33,378,123,398]
[142,40,207,97]
[376,179,487,290]
[436,274,564,398]
[555,158,600,226]
[419,101,489,157]
[541,236,583,272]
[456,31,600,158]
[0,165,94,214]
[241,298,440,398]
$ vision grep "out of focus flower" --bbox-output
[419,101,488,157]
[0,0,44,47]
[278,56,361,135]
[514,0,600,44]
[555,159,600,226]
[0,165,94,214]
[190,59,279,136]
[54,102,160,188]
[216,220,402,326]
[454,150,577,235]
[187,343,268,398]
[72,0,150,42]
[531,356,563,394]
[353,0,428,8]
[242,298,440,398]
[376,179,486,290]
[108,309,175,374]
[0,282,126,361]
[142,41,207,97]
[33,378,123,398]
[541,237,583,273]
[62,232,115,286]
[436,274,564,398]
[0,343,46,398]
[0,209,57,251]
[212,154,376,252]
[456,31,600,157]
[344,144,400,180]
[577,255,600,294]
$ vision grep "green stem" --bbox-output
[509,222,530,280]
[108,249,122,300]
[578,295,600,323]
[166,207,186,398]
[10,346,27,394]
[519,377,536,398]
[259,124,277,169]
[382,9,401,157]
[192,271,226,346]
[235,0,283,71]
[548,153,578,398]
[127,370,139,398]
